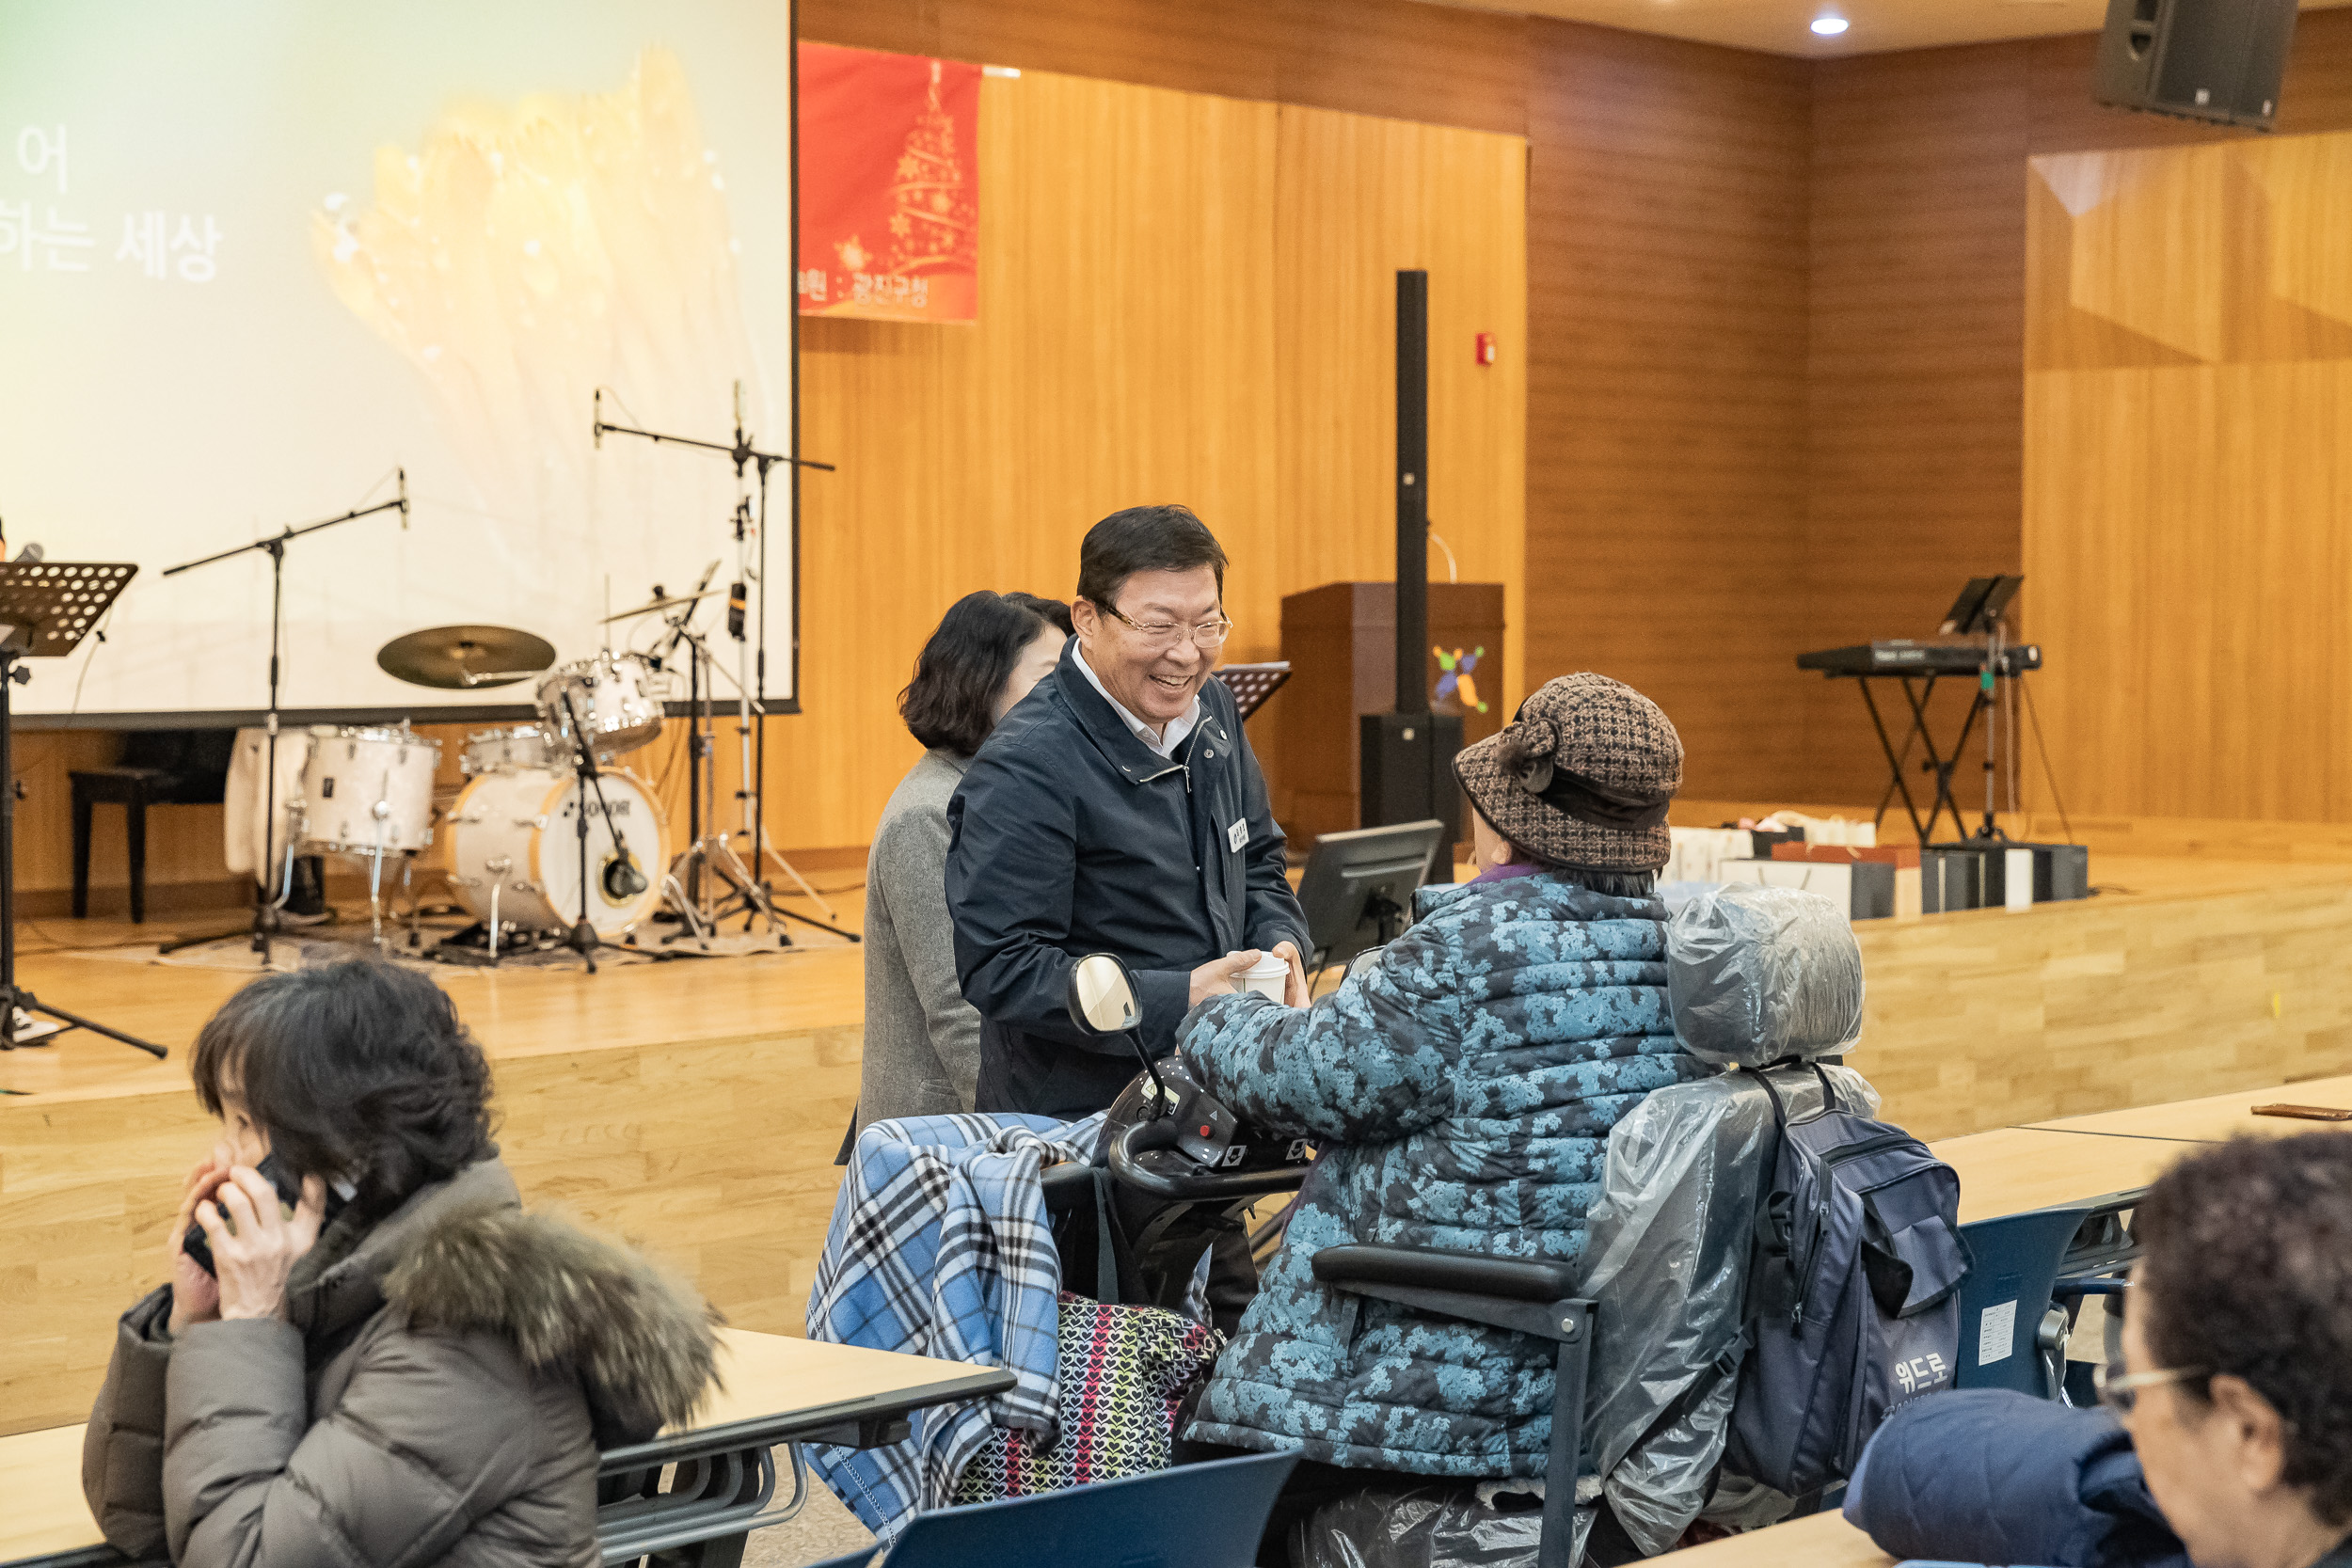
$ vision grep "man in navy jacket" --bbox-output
[946,504,1311,1117]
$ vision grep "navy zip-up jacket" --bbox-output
[946,639,1309,1117]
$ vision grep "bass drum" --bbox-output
[443,766,666,938]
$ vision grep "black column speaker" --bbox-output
[1359,270,1462,849]
[2092,0,2297,131]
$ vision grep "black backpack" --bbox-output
[1723,1065,1971,1498]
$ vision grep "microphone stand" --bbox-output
[553,689,657,972]
[660,622,860,944]
[592,388,838,926]
[160,475,408,966]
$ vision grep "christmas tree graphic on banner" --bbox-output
[798,45,980,324]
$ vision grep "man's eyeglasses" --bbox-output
[1100,602,1232,651]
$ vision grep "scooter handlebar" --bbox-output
[1106,1117,1311,1202]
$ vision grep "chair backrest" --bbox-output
[1952,1208,2085,1397]
[879,1449,1299,1568]
[1955,1196,2142,1400]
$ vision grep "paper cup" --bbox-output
[1235,953,1289,1001]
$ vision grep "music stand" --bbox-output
[0,563,167,1057]
[1213,661,1292,721]
[1939,575,2022,638]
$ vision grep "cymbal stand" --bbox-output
[591,387,837,924]
[160,473,408,966]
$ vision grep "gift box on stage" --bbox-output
[1924,842,2090,911]
[1719,857,1897,921]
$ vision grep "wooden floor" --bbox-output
[8,855,2352,1435]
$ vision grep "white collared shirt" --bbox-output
[1074,641,1200,760]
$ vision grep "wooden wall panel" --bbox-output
[796,0,1531,138]
[1265,109,1529,787]
[789,72,1282,847]
[2024,134,2352,824]
[1525,23,1814,802]
[788,73,1527,850]
[1801,11,2352,813]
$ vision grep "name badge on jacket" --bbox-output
[1227,818,1248,853]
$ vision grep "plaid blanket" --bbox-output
[804,1111,1105,1540]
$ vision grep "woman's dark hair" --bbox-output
[1074,504,1228,610]
[899,590,1070,756]
[2135,1132,2352,1525]
[191,960,496,1209]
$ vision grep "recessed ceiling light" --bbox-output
[1811,13,1850,34]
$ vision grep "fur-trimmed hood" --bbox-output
[279,1157,719,1449]
[383,1193,721,1446]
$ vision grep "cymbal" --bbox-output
[601,587,720,624]
[376,625,556,689]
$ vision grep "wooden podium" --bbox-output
[1277,581,1506,845]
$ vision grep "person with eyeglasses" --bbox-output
[946,503,1311,1120]
[1844,1132,2352,1568]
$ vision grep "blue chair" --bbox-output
[1955,1191,2142,1402]
[808,1449,1299,1568]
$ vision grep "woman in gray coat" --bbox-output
[83,961,717,1568]
[858,590,1070,1130]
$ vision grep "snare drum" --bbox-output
[461,724,555,775]
[296,724,441,856]
[444,765,667,937]
[536,652,661,761]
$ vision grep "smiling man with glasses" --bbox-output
[946,503,1311,1124]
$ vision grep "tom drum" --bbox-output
[295,725,441,857]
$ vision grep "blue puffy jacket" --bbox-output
[1178,870,1708,1475]
[1846,1389,2187,1568]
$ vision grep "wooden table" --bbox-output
[1931,1125,2189,1223]
[1673,1509,1892,1568]
[2026,1073,2352,1144]
[0,1327,1010,1568]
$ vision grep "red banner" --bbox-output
[797,42,979,324]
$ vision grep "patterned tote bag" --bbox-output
[953,1291,1225,1501]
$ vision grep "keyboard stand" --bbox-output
[1836,670,1987,845]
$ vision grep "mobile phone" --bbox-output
[2250,1103,2352,1122]
[181,1153,332,1278]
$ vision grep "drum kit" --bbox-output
[234,587,836,969]
[163,385,843,973]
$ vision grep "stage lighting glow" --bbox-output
[1811,14,1850,35]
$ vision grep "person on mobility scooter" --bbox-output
[1162,673,1711,1563]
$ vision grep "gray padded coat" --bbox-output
[81,1158,717,1568]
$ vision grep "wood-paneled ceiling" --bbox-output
[1417,0,2352,58]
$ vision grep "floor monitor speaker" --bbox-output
[2092,0,2297,131]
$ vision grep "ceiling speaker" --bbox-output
[2092,0,2298,132]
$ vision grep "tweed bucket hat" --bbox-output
[1453,673,1682,872]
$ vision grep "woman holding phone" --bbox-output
[81,960,719,1568]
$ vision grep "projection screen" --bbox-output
[0,0,799,726]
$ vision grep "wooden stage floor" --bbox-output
[7,857,2352,1434]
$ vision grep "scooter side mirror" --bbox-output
[1069,952,1143,1036]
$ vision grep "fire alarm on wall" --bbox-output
[1474,331,1497,366]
